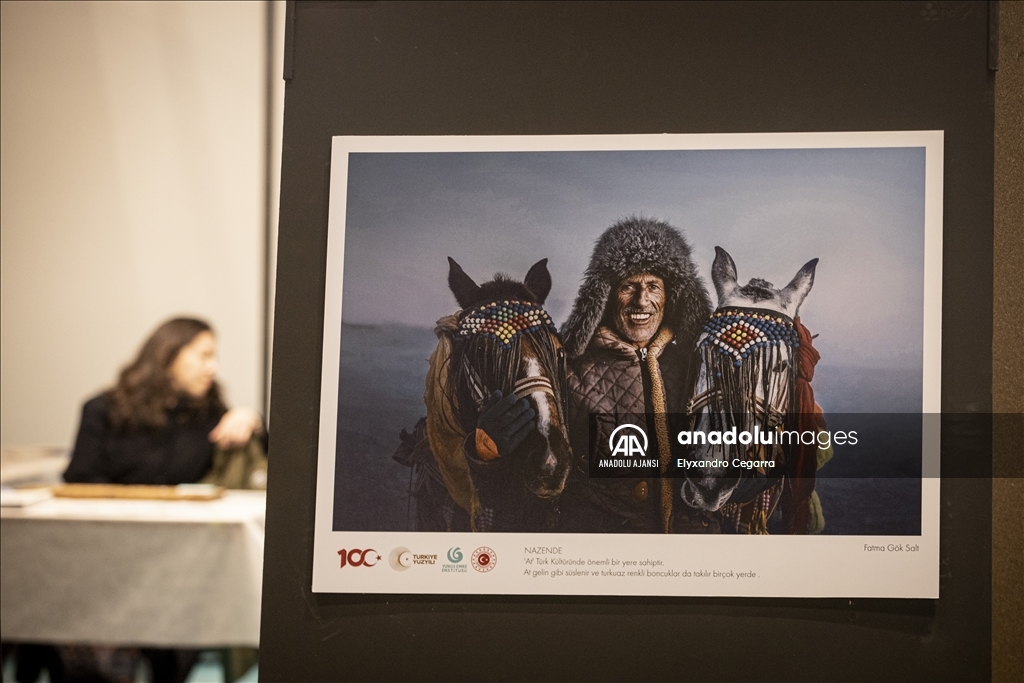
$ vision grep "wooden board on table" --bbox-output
[52,483,224,501]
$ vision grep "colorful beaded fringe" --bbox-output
[699,307,799,367]
[458,300,556,348]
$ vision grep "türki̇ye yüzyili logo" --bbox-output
[389,547,413,571]
[338,548,380,568]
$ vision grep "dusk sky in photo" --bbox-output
[339,147,926,371]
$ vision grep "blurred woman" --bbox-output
[44,317,263,683]
[64,317,263,485]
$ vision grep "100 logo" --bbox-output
[338,548,380,567]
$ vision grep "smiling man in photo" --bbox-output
[558,216,715,534]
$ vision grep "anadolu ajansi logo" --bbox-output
[608,424,649,457]
[338,548,380,568]
[389,547,413,571]
[471,547,497,572]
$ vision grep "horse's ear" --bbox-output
[711,246,739,303]
[780,258,818,314]
[524,258,552,304]
[448,257,481,309]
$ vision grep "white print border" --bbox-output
[311,531,939,598]
[312,132,943,598]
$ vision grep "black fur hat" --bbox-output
[560,216,712,359]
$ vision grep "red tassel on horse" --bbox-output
[783,317,826,533]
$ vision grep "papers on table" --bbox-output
[0,487,53,508]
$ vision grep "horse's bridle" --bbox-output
[462,361,556,409]
[512,375,556,400]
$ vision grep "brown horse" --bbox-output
[424,258,572,527]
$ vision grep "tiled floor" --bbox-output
[184,651,258,683]
[2,650,257,683]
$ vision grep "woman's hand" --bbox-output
[209,407,263,449]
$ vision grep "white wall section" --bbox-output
[1,1,267,446]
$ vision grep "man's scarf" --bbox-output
[645,327,676,534]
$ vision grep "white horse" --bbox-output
[680,247,817,531]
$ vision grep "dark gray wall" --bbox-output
[262,2,997,680]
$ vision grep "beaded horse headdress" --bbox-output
[446,300,564,434]
[689,306,800,430]
[700,307,800,367]
[457,300,556,347]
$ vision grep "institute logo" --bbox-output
[471,547,497,573]
[442,547,467,573]
[389,547,413,571]
[338,548,380,568]
[608,424,648,457]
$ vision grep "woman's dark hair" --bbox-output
[108,317,226,430]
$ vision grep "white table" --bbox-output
[0,491,265,648]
